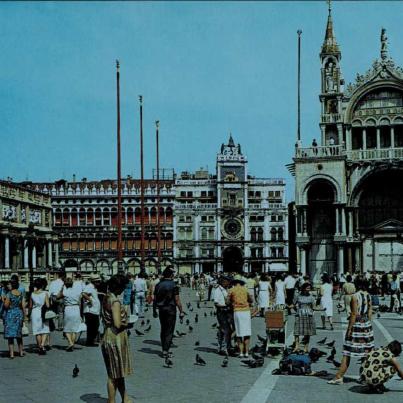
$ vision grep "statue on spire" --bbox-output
[381,28,388,60]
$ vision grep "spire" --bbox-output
[321,0,340,55]
[380,28,389,60]
[228,132,235,147]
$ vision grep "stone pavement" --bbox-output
[0,289,402,403]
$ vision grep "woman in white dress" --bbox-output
[320,273,334,330]
[275,274,286,307]
[258,273,272,316]
[58,277,82,351]
[30,278,50,355]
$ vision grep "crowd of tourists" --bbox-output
[1,268,403,401]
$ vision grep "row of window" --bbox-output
[250,247,285,258]
[55,197,174,204]
[62,238,173,252]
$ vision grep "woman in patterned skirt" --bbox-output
[292,282,316,352]
[328,278,374,385]
[102,274,133,403]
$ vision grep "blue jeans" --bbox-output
[135,293,146,317]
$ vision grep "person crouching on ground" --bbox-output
[360,340,403,394]
[153,266,184,359]
[227,278,253,358]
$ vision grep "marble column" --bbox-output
[391,126,395,148]
[348,211,353,238]
[362,128,367,150]
[376,127,381,149]
[32,245,37,269]
[55,242,60,268]
[24,240,29,269]
[338,246,344,276]
[300,247,306,276]
[355,246,361,273]
[48,241,53,267]
[335,207,340,235]
[303,208,308,236]
[341,208,346,235]
[4,236,10,269]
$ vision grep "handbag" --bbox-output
[128,314,138,324]
[78,322,87,333]
[44,310,57,320]
[22,323,29,337]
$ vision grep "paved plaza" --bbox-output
[0,288,402,403]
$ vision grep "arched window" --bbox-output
[201,228,208,240]
[270,227,277,241]
[159,207,165,224]
[87,208,94,226]
[150,207,157,225]
[135,208,141,224]
[111,207,118,226]
[103,208,110,226]
[149,232,157,249]
[257,227,264,241]
[144,207,149,224]
[250,228,257,242]
[278,228,284,241]
[71,208,78,227]
[95,208,102,226]
[166,207,173,224]
[55,208,62,226]
[79,208,86,226]
[165,233,173,249]
[127,207,134,225]
[62,208,69,226]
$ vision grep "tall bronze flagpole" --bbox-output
[139,95,145,271]
[297,29,302,142]
[155,120,161,273]
[116,60,123,272]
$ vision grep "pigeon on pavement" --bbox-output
[72,364,79,378]
[135,329,144,336]
[195,354,206,366]
[317,337,327,345]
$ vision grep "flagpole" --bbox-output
[139,95,145,272]
[116,60,123,272]
[156,120,161,274]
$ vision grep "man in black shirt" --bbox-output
[153,266,184,358]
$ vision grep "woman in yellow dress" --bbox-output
[101,274,133,403]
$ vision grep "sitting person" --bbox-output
[360,340,403,393]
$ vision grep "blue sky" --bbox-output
[1,1,403,199]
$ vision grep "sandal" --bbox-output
[327,378,343,385]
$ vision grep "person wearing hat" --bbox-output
[153,266,184,359]
[227,277,253,358]
[213,275,234,355]
[82,273,101,346]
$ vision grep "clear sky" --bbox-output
[1,1,403,199]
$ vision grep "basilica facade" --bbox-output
[291,8,403,281]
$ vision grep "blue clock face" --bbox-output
[224,218,242,237]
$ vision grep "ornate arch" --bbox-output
[299,174,341,205]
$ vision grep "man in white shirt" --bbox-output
[133,272,148,318]
[73,272,85,293]
[82,273,101,346]
[213,275,233,355]
[284,273,297,314]
[49,271,65,330]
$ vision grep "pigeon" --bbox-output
[144,307,149,312]
[221,356,229,368]
[72,364,79,378]
[195,354,206,366]
[135,329,144,336]
[210,311,213,316]
[317,337,327,345]
[144,325,151,332]
[195,341,200,346]
[146,319,150,325]
[326,340,335,348]
[257,335,266,344]
[186,319,190,326]
[332,359,341,368]
[211,323,217,328]
[189,307,194,312]
[197,302,200,309]
[326,348,336,362]
[179,332,187,337]
[204,301,207,305]
[204,312,207,318]
[186,302,191,309]
[377,313,381,319]
[176,330,183,337]
[244,358,264,368]
[189,326,193,332]
[140,320,145,327]
[164,357,173,368]
[195,314,199,323]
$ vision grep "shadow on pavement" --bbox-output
[194,346,217,354]
[138,347,163,357]
[80,393,108,402]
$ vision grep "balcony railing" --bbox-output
[295,145,344,158]
[346,147,403,161]
[175,203,217,210]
